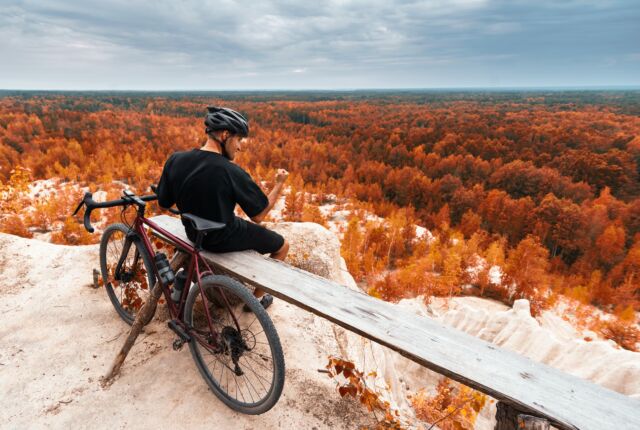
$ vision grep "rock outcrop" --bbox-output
[268,221,344,282]
[393,296,640,428]
[1,222,639,430]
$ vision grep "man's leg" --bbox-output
[254,239,289,298]
[270,239,289,261]
[204,220,287,302]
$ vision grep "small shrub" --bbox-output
[0,214,33,238]
[326,356,403,429]
[411,378,487,430]
[301,203,328,227]
[600,320,639,352]
[51,216,95,245]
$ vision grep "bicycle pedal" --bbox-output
[173,338,185,351]
[168,319,191,343]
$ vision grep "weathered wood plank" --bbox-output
[150,215,640,430]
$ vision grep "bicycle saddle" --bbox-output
[181,213,226,233]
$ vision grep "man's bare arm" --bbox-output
[251,169,289,223]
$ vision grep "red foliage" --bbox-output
[0,214,32,238]
[599,320,639,352]
[411,378,487,430]
[1,93,639,316]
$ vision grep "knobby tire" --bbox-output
[99,223,156,325]
[184,274,285,415]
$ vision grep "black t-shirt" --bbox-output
[156,149,268,242]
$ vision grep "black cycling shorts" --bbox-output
[201,218,285,255]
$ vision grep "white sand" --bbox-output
[2,230,638,430]
[0,232,372,429]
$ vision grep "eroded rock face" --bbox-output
[433,298,640,399]
[266,221,343,282]
[395,296,640,429]
[266,222,640,429]
[5,221,638,430]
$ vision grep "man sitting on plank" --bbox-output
[157,106,289,310]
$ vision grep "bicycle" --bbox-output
[73,187,285,415]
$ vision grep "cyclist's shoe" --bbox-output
[244,293,273,312]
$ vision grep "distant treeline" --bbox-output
[1,89,640,112]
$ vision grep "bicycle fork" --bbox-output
[113,237,135,283]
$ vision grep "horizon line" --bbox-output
[1,85,640,93]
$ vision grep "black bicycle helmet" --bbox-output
[204,106,249,137]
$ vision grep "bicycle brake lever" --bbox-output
[76,192,96,233]
[72,200,84,216]
[72,192,90,216]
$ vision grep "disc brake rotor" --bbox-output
[222,326,250,376]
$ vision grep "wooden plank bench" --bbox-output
[150,214,640,430]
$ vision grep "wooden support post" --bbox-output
[495,401,519,430]
[92,268,100,288]
[518,414,551,430]
[495,402,550,430]
[102,251,187,386]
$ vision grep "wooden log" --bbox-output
[495,402,550,430]
[102,251,187,385]
[92,268,100,288]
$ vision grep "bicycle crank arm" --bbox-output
[168,320,192,343]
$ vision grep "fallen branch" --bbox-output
[102,251,187,386]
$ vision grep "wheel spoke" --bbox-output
[242,353,274,373]
[241,372,257,403]
[234,373,246,403]
[245,315,260,331]
[240,356,270,394]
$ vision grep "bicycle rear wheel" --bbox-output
[184,275,285,415]
[99,223,156,325]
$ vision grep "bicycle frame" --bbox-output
[78,189,286,412]
[127,212,240,352]
[77,188,243,352]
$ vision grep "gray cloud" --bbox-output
[0,0,638,89]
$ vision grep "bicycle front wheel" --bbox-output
[99,223,156,325]
[184,275,285,415]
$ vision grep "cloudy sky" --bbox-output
[1,0,639,90]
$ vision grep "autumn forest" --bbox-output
[1,90,639,349]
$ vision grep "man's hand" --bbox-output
[251,169,289,224]
[275,168,289,184]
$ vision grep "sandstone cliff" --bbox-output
[1,223,638,429]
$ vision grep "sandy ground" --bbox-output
[2,230,639,430]
[0,233,373,430]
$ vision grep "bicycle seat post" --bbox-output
[195,232,205,252]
